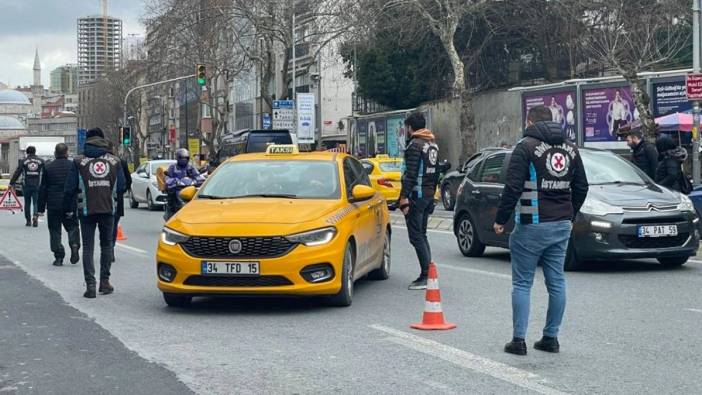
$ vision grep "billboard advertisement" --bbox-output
[523,90,577,142]
[652,79,691,117]
[355,120,367,157]
[386,116,406,158]
[582,86,638,142]
[296,93,316,144]
[376,120,387,155]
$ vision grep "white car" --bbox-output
[129,160,175,210]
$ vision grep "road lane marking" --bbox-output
[370,324,567,395]
[688,259,702,265]
[115,243,150,256]
[440,263,512,280]
[686,308,702,314]
[394,225,454,235]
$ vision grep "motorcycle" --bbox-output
[163,177,197,221]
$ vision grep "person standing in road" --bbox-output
[494,105,589,356]
[64,128,125,299]
[655,135,690,193]
[621,128,658,179]
[9,146,45,227]
[38,143,80,267]
[108,141,132,263]
[398,112,440,290]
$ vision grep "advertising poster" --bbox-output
[368,121,377,157]
[583,86,637,142]
[386,116,406,158]
[296,93,316,144]
[523,90,577,142]
[376,120,387,155]
[356,120,368,158]
[652,80,690,117]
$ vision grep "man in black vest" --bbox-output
[494,105,588,356]
[38,143,80,267]
[64,128,125,298]
[10,146,45,227]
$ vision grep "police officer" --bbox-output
[38,143,80,267]
[10,146,45,227]
[398,112,440,290]
[64,128,125,299]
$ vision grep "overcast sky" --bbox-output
[0,0,145,88]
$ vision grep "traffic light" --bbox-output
[122,126,131,146]
[196,64,206,86]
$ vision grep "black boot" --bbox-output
[504,338,527,356]
[25,220,31,227]
[32,215,38,227]
[534,336,560,353]
[99,280,114,295]
[52,258,63,267]
[70,246,80,264]
[84,285,96,299]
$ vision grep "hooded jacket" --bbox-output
[400,129,439,200]
[63,136,125,216]
[495,121,589,225]
[631,138,658,179]
[655,137,687,192]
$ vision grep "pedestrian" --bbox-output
[37,143,81,267]
[108,141,132,262]
[63,128,125,299]
[398,112,440,290]
[9,145,45,227]
[622,128,658,179]
[494,105,588,356]
[655,135,691,193]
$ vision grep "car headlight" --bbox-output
[677,194,694,212]
[161,227,190,245]
[579,196,623,216]
[286,227,337,246]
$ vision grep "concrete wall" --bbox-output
[418,99,461,168]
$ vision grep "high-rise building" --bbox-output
[77,15,123,85]
[50,65,78,94]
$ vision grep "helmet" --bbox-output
[176,148,190,159]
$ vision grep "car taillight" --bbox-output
[378,178,394,188]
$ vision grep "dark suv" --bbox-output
[453,148,699,270]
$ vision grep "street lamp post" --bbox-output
[693,0,701,186]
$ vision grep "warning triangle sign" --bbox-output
[0,188,23,211]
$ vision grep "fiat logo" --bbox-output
[228,239,243,254]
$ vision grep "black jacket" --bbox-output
[38,157,74,213]
[496,121,589,225]
[10,155,45,188]
[631,139,658,179]
[655,138,686,192]
[400,129,439,200]
[115,158,132,217]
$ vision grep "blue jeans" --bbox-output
[509,220,572,339]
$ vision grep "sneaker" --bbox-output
[84,286,97,299]
[32,216,38,227]
[52,259,63,267]
[99,280,114,295]
[504,338,527,356]
[534,336,560,353]
[408,276,428,290]
[70,246,80,264]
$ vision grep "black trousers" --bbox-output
[79,214,114,286]
[23,185,39,223]
[404,196,434,276]
[47,210,80,260]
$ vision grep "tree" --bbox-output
[569,0,691,139]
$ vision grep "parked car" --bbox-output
[130,160,176,210]
[440,148,500,211]
[453,148,699,270]
[216,129,294,163]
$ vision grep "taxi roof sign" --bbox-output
[266,144,299,155]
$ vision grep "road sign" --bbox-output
[273,100,295,131]
[686,73,702,100]
[0,188,22,211]
[297,93,316,144]
[77,128,87,155]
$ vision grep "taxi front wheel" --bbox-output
[369,230,391,280]
[163,292,192,308]
[327,242,355,307]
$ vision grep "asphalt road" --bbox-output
[1,205,701,394]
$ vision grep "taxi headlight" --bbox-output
[579,196,623,216]
[161,228,189,245]
[678,194,694,212]
[286,227,337,246]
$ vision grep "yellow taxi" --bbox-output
[361,155,403,207]
[156,145,391,307]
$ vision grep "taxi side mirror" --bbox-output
[351,185,375,201]
[179,186,197,202]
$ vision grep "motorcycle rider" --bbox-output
[165,148,204,218]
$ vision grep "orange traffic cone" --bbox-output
[411,262,456,330]
[116,224,127,241]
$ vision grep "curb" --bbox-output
[390,213,454,232]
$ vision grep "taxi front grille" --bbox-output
[184,275,293,287]
[181,236,296,259]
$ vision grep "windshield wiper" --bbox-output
[232,194,299,199]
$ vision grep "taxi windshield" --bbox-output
[379,161,402,172]
[198,160,340,200]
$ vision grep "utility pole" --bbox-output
[693,0,701,186]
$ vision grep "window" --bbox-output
[349,158,371,187]
[344,158,360,195]
[361,161,374,174]
[467,160,482,182]
[479,154,506,184]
